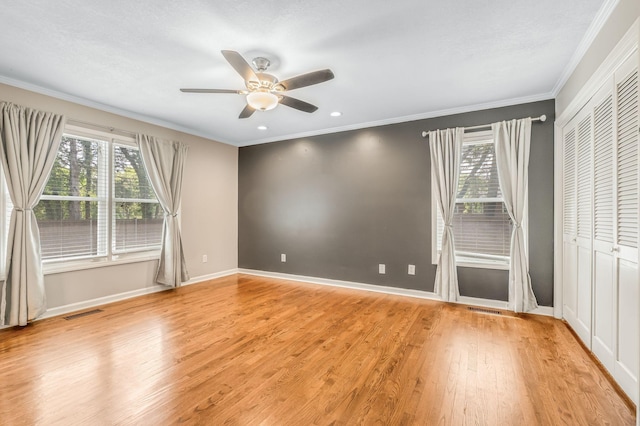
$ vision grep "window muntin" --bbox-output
[433,131,517,269]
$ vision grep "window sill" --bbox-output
[455,260,509,271]
[43,251,160,275]
[431,253,510,271]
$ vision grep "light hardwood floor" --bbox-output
[0,274,635,425]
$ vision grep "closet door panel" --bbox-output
[616,258,639,402]
[574,111,594,347]
[575,245,592,344]
[591,84,616,370]
[562,122,578,328]
[563,240,578,323]
[613,56,639,404]
[593,251,615,369]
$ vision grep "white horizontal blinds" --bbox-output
[37,134,108,260]
[453,140,511,260]
[112,143,162,253]
[616,69,639,248]
[576,116,593,239]
[593,94,614,243]
[563,128,577,235]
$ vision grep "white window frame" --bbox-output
[431,129,528,270]
[41,124,162,275]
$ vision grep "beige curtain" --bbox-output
[429,127,464,301]
[0,102,65,326]
[137,134,189,287]
[492,118,538,312]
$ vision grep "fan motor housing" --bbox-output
[247,72,279,91]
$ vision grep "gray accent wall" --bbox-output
[239,99,555,306]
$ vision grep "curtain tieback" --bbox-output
[166,213,178,218]
[14,208,32,212]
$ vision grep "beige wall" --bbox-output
[556,0,640,114]
[0,82,238,309]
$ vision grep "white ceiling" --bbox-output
[0,0,609,146]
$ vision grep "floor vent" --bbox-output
[64,309,103,320]
[467,307,503,316]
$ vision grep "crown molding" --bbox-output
[0,75,234,146]
[555,18,639,125]
[551,0,621,96]
[239,92,554,147]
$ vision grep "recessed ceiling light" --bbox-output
[257,125,268,130]
[330,111,342,117]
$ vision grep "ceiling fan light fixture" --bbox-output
[246,91,279,111]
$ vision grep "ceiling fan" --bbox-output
[180,50,335,119]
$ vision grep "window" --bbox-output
[37,134,108,260]
[433,130,520,269]
[112,144,163,253]
[35,126,162,270]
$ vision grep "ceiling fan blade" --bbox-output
[239,104,255,119]
[277,69,334,91]
[278,95,318,113]
[180,88,243,94]
[221,50,259,83]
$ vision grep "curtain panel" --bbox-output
[137,134,189,287]
[0,102,65,326]
[429,127,464,301]
[492,118,538,312]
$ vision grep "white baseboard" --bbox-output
[9,268,240,325]
[182,268,239,286]
[458,296,509,310]
[40,285,168,320]
[1,268,553,330]
[238,268,443,301]
[529,306,554,317]
[239,269,554,316]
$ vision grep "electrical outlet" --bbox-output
[408,264,416,275]
[379,264,386,274]
[202,255,208,263]
[281,253,286,262]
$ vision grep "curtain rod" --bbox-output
[421,114,547,138]
[66,118,137,138]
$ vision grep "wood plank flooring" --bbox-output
[0,274,635,425]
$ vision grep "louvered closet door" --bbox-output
[574,107,594,347]
[613,57,639,403]
[562,119,578,329]
[591,81,616,372]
